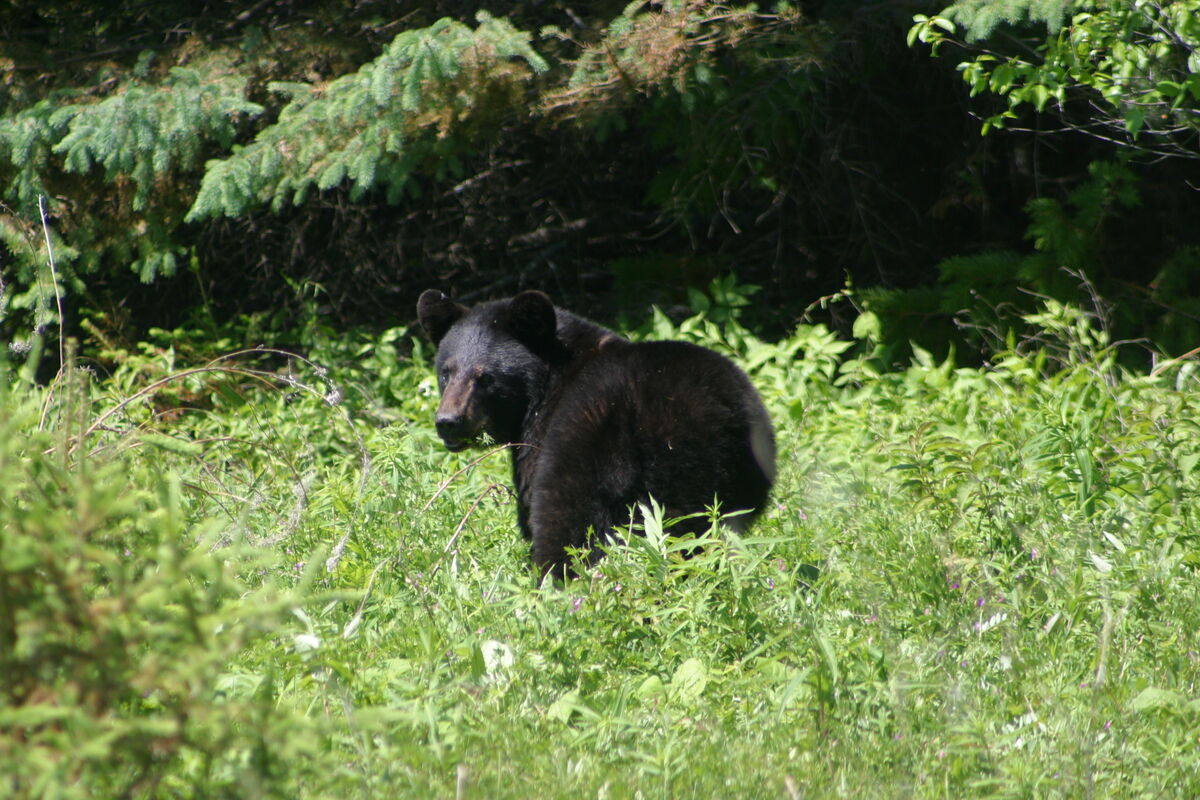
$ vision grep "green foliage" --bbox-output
[859,157,1200,361]
[0,353,327,797]
[0,62,262,296]
[187,12,547,219]
[183,3,818,226]
[927,0,1074,39]
[2,3,830,345]
[4,292,1200,796]
[912,1,1200,151]
[49,68,261,212]
[546,4,822,227]
[3,0,1198,374]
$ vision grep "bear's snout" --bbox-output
[435,411,477,451]
[434,372,485,451]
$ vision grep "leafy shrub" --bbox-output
[0,352,333,798]
[859,158,1200,362]
[912,1,1200,152]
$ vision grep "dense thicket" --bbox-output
[2,1,1198,364]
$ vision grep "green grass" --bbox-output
[3,300,1199,798]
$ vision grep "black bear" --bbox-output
[417,289,775,577]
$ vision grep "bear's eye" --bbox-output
[439,366,451,385]
[476,372,494,391]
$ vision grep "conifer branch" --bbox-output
[186,13,548,221]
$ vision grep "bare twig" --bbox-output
[456,764,470,800]
[341,553,396,640]
[57,345,353,455]
[61,365,279,454]
[420,442,530,512]
[428,483,508,579]
[36,196,65,372]
[1150,345,1200,377]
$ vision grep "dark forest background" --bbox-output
[3,0,1198,367]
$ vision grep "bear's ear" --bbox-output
[505,290,558,352]
[417,289,467,344]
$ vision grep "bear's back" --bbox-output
[527,338,775,541]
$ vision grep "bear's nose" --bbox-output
[436,413,467,439]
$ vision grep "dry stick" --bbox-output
[189,457,255,522]
[420,442,532,512]
[35,196,68,432]
[211,346,373,496]
[72,346,371,549]
[1150,344,1200,377]
[455,764,470,800]
[108,432,243,460]
[76,347,343,449]
[181,480,254,507]
[52,365,281,456]
[341,553,396,640]
[69,352,337,453]
[46,342,375,565]
[428,483,506,580]
[209,345,334,375]
[37,196,65,375]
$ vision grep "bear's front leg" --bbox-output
[526,483,617,580]
[523,390,636,579]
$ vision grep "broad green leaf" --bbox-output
[671,658,708,703]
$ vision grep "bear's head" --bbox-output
[417,289,561,451]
